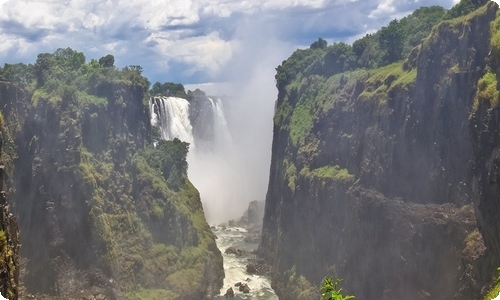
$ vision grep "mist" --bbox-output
[187,18,294,225]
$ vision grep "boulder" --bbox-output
[224,287,234,298]
[224,246,246,256]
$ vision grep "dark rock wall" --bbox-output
[260,3,498,299]
[0,81,223,299]
[0,121,20,300]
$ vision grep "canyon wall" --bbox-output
[0,75,223,299]
[259,3,498,299]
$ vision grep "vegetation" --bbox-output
[150,81,187,98]
[444,0,489,20]
[276,267,319,300]
[273,2,493,298]
[321,278,355,300]
[472,71,499,111]
[0,48,151,105]
[0,47,222,298]
[274,4,446,93]
[483,267,500,300]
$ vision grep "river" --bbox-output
[212,226,278,299]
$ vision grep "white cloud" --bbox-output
[0,0,460,82]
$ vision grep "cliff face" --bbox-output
[260,3,498,299]
[470,5,500,277]
[0,115,20,300]
[0,79,223,299]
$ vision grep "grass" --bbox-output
[127,288,179,300]
[472,71,499,112]
[300,165,354,182]
[289,100,314,147]
[285,159,297,191]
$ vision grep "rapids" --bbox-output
[212,226,277,299]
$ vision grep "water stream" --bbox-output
[212,226,278,299]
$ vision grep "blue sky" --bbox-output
[0,0,460,87]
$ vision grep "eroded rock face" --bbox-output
[259,3,497,300]
[0,81,223,299]
[0,133,20,300]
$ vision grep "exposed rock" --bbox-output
[224,287,234,298]
[259,3,498,300]
[239,283,250,293]
[246,258,271,275]
[225,247,247,257]
[0,135,20,300]
[0,73,223,297]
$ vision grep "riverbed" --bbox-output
[212,226,278,299]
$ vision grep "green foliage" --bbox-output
[289,99,314,147]
[127,288,179,300]
[1,47,222,298]
[379,19,405,63]
[0,63,35,85]
[0,229,18,300]
[275,4,444,93]
[483,267,500,300]
[278,267,319,300]
[323,43,358,77]
[143,138,189,185]
[303,165,354,182]
[472,71,499,112]
[444,0,488,20]
[150,82,187,98]
[99,54,115,68]
[491,9,500,70]
[321,278,355,300]
[310,38,328,50]
[284,159,297,191]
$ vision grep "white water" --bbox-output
[150,96,277,298]
[150,96,194,145]
[212,226,278,300]
[208,97,233,154]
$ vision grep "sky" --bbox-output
[0,0,461,86]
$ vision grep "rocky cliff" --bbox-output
[0,59,223,298]
[0,115,20,299]
[259,2,499,299]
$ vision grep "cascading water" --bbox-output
[150,96,194,145]
[150,95,277,299]
[207,97,233,153]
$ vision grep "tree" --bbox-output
[444,0,488,20]
[323,42,357,76]
[99,54,115,68]
[310,38,328,50]
[378,19,404,63]
[352,34,372,59]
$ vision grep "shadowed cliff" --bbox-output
[0,51,223,299]
[259,2,498,299]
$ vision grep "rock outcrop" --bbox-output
[0,75,223,298]
[0,121,20,300]
[259,3,498,300]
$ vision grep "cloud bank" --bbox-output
[0,0,460,83]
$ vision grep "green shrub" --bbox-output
[321,277,355,300]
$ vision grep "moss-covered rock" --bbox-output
[0,59,223,298]
[260,2,498,300]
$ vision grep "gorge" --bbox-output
[1,0,500,299]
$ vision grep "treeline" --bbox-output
[275,0,489,91]
[0,48,196,104]
[0,48,151,105]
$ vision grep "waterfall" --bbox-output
[150,95,244,224]
[150,96,195,146]
[208,97,233,154]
